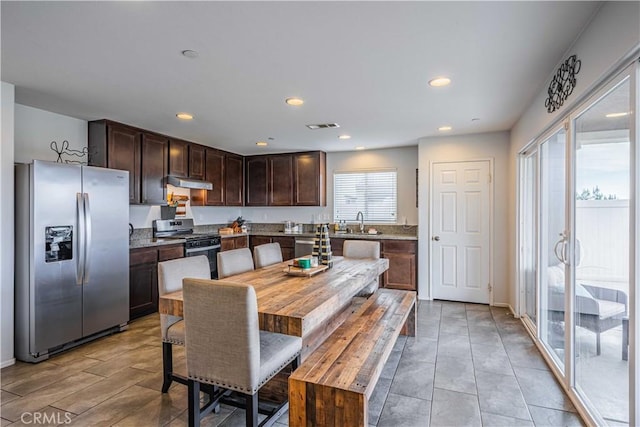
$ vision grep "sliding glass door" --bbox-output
[518,62,636,426]
[572,73,631,426]
[539,127,568,372]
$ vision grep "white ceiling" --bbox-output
[1,1,601,155]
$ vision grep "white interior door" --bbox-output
[431,160,491,303]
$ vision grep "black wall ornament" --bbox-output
[545,54,581,113]
[50,140,88,164]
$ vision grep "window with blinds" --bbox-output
[333,169,397,223]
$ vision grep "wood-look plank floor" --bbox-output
[0,302,582,427]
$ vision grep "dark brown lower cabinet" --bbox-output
[221,235,249,251]
[249,235,294,261]
[129,244,184,320]
[328,237,417,291]
[381,240,417,291]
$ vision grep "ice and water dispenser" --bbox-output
[45,226,73,262]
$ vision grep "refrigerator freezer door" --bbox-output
[32,161,83,354]
[81,166,129,336]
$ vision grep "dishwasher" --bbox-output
[294,237,315,257]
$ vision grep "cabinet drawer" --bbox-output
[250,236,272,248]
[130,248,157,265]
[158,245,185,261]
[382,240,416,254]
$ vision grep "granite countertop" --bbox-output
[249,230,417,241]
[130,230,416,249]
[129,238,186,249]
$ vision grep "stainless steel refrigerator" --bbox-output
[15,160,130,362]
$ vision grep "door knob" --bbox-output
[432,236,440,241]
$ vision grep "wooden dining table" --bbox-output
[159,256,390,359]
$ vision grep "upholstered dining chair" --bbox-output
[343,240,381,296]
[217,247,255,279]
[253,242,283,269]
[157,255,211,393]
[182,279,302,427]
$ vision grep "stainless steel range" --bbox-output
[153,219,221,278]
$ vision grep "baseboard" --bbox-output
[491,302,518,318]
[1,358,16,368]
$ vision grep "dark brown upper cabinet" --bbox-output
[169,139,206,181]
[168,139,189,178]
[141,133,168,205]
[88,120,141,204]
[224,153,244,206]
[294,151,326,206]
[269,155,293,206]
[245,156,269,206]
[245,151,326,206]
[191,148,244,207]
[189,144,206,180]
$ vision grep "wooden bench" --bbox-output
[288,289,417,427]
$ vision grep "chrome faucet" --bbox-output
[356,211,364,233]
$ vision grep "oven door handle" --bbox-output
[185,244,221,254]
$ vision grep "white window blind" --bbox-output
[333,170,397,223]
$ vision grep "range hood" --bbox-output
[167,175,213,190]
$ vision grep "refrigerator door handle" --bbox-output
[76,192,85,285]
[83,192,92,284]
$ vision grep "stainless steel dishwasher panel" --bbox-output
[294,238,315,257]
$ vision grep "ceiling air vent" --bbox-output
[306,123,340,130]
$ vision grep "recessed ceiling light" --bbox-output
[285,97,304,106]
[605,112,629,118]
[338,135,351,140]
[429,77,451,87]
[176,113,194,120]
[181,50,199,59]
[256,141,268,146]
[438,126,452,131]
[355,146,365,150]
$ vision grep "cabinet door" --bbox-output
[330,238,345,256]
[107,125,140,204]
[225,154,244,206]
[221,238,236,251]
[235,235,248,249]
[382,252,416,291]
[250,236,272,252]
[269,155,293,206]
[272,236,294,260]
[202,148,224,206]
[294,152,326,206]
[245,156,268,206]
[141,133,168,204]
[129,248,158,320]
[168,139,189,178]
[189,144,206,180]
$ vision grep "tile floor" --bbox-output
[0,301,583,426]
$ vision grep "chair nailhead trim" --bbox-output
[188,351,301,394]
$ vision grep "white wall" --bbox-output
[418,131,510,305]
[1,82,16,367]
[508,2,640,312]
[15,104,88,164]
